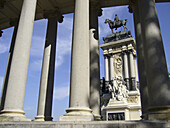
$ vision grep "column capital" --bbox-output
[90,0,103,16]
[122,45,127,51]
[43,9,64,23]
[127,43,134,50]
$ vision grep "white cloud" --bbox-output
[55,37,72,69]
[54,84,69,100]
[24,106,32,111]
[28,36,45,72]
[59,15,73,31]
[54,14,73,69]
[0,43,8,54]
[0,76,4,89]
[30,59,42,72]
[168,63,170,72]
[30,36,45,58]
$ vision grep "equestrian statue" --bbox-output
[105,14,128,34]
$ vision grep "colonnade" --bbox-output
[104,46,137,91]
[0,0,169,121]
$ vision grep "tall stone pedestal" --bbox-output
[100,32,141,121]
[101,90,141,121]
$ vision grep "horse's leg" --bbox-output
[123,25,128,31]
[123,25,125,31]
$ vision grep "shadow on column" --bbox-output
[44,41,56,121]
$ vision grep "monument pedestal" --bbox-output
[103,99,130,120]
[102,91,141,121]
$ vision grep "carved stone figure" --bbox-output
[114,55,123,75]
[104,14,128,34]
[114,14,119,22]
[108,76,128,101]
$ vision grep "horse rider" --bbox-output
[114,14,119,22]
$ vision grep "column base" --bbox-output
[148,106,170,120]
[59,107,94,121]
[34,115,45,121]
[35,115,53,121]
[130,78,136,91]
[93,114,101,120]
[0,110,31,121]
[124,78,130,90]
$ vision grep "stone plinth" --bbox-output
[102,92,141,121]
[0,121,169,128]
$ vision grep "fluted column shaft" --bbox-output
[0,0,37,121]
[35,17,58,121]
[89,3,101,120]
[139,0,170,120]
[60,0,93,121]
[129,50,136,90]
[123,52,130,90]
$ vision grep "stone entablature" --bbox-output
[101,38,136,56]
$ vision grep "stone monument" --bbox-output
[100,14,141,121]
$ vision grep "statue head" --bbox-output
[104,19,110,23]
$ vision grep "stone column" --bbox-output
[134,55,139,88]
[35,13,63,121]
[60,0,93,121]
[138,0,170,120]
[89,2,102,120]
[109,54,114,81]
[105,55,109,82]
[122,51,130,90]
[129,0,149,119]
[0,0,37,121]
[129,50,136,90]
[0,20,18,111]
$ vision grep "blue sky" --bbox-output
[0,3,170,121]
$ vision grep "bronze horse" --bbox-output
[105,19,128,34]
